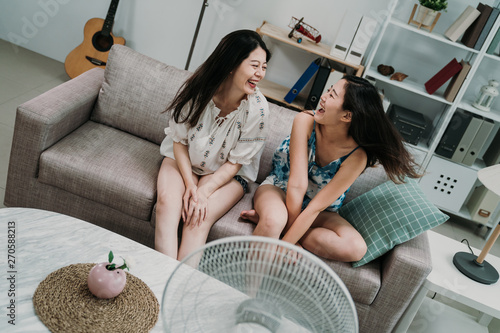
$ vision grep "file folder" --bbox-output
[483,129,500,166]
[284,58,320,104]
[450,113,482,163]
[435,111,472,159]
[305,62,331,110]
[330,11,363,60]
[462,118,495,166]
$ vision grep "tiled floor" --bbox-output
[0,38,499,331]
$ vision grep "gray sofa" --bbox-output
[4,45,431,333]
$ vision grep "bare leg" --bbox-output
[155,158,198,258]
[177,176,244,261]
[300,211,367,262]
[249,185,288,239]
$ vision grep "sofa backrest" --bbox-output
[91,45,389,198]
[92,45,190,145]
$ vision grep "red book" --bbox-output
[425,58,463,95]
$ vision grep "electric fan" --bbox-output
[162,236,358,332]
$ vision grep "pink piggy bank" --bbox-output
[87,262,127,299]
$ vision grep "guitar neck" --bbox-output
[102,0,120,36]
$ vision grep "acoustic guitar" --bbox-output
[65,0,125,78]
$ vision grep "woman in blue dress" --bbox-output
[241,75,420,262]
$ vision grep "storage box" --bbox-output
[419,156,477,213]
[466,185,500,225]
[389,105,427,145]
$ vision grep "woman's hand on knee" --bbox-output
[184,191,208,227]
[182,184,198,222]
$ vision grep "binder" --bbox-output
[305,62,331,110]
[435,111,473,158]
[444,6,481,42]
[461,4,493,48]
[345,16,377,65]
[330,11,363,60]
[474,7,500,50]
[483,129,500,166]
[462,118,495,166]
[284,58,320,104]
[444,60,471,102]
[424,58,463,95]
[450,113,482,163]
[466,185,500,225]
[320,70,345,97]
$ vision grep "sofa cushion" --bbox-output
[344,164,388,204]
[38,121,163,221]
[92,45,191,145]
[208,182,381,306]
[256,103,296,183]
[339,178,449,267]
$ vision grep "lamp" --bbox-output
[185,0,209,70]
[472,80,499,112]
[453,164,500,284]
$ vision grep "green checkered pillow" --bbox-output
[339,178,449,267]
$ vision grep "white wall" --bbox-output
[0,0,392,87]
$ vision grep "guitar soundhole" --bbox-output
[92,31,114,52]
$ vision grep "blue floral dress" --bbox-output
[261,125,359,212]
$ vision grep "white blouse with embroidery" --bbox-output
[160,88,269,182]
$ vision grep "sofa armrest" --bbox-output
[363,232,432,331]
[4,68,104,206]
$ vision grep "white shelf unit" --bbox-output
[363,0,500,228]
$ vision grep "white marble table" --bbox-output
[0,208,179,332]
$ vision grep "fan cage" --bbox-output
[162,236,358,333]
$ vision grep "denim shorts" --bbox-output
[233,175,248,193]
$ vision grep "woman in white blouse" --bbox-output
[156,30,271,260]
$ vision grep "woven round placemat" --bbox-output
[33,263,159,333]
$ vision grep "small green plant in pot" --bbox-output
[416,0,447,27]
[419,0,448,12]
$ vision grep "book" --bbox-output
[435,111,472,158]
[444,5,481,42]
[305,61,331,110]
[461,3,493,48]
[330,11,363,60]
[487,28,500,55]
[474,7,500,50]
[450,113,482,163]
[483,129,500,166]
[462,117,495,166]
[444,60,471,102]
[424,58,463,95]
[284,58,320,104]
[345,16,377,65]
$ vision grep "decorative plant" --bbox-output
[106,250,130,271]
[87,250,132,299]
[419,0,448,12]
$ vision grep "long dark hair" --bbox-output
[342,75,421,183]
[166,30,271,128]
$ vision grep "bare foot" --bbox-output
[240,210,259,224]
